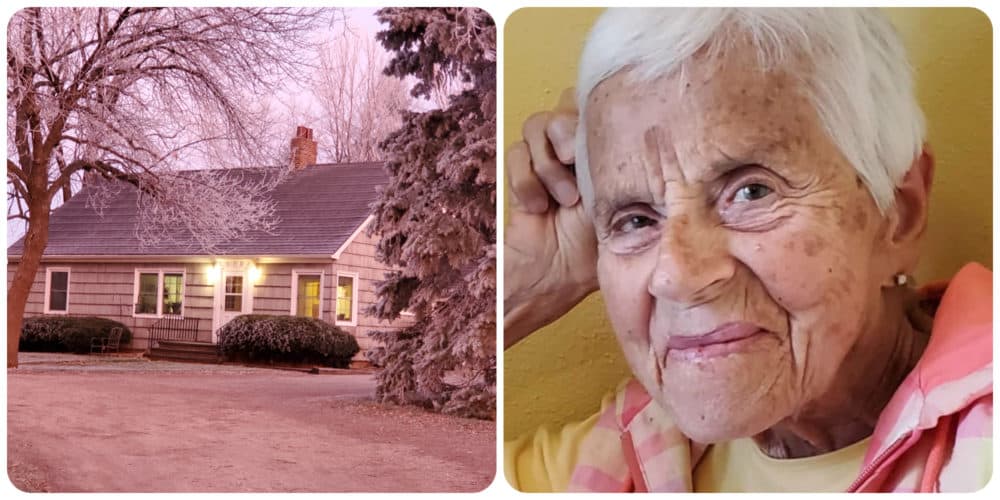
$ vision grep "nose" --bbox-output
[647,211,735,305]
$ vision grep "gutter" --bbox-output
[6,254,337,264]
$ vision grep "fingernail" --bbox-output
[554,181,579,206]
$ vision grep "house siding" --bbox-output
[7,261,215,349]
[8,230,413,361]
[251,263,326,316]
[332,229,413,356]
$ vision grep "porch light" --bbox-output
[249,264,262,284]
[205,263,222,285]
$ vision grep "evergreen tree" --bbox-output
[366,8,496,419]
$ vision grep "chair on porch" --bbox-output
[90,327,124,355]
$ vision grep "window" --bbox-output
[291,271,322,319]
[134,269,185,317]
[163,273,184,315]
[336,272,358,326]
[224,276,243,312]
[136,272,159,315]
[44,268,70,314]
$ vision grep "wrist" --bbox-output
[503,278,597,349]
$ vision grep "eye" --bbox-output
[613,214,657,234]
[733,183,773,202]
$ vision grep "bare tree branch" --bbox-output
[6,7,332,367]
[306,27,409,162]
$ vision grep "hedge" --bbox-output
[217,315,359,368]
[20,316,133,354]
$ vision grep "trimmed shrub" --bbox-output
[20,316,133,354]
[217,315,360,368]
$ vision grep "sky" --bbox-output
[6,8,396,243]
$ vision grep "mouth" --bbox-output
[666,321,769,360]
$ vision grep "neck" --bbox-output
[753,286,931,459]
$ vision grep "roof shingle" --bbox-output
[7,162,387,257]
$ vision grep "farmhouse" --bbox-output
[6,127,410,362]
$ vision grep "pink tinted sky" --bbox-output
[350,7,383,34]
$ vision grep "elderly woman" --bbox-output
[503,8,992,493]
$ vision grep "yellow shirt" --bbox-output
[504,412,601,492]
[694,436,871,492]
[505,387,871,493]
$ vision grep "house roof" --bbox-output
[7,162,387,258]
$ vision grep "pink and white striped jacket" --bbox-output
[568,263,992,492]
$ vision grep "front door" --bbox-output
[212,262,252,343]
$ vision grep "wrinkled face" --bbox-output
[584,57,893,443]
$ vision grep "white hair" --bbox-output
[574,8,926,214]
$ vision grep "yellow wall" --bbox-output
[503,8,993,440]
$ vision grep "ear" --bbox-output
[884,144,935,274]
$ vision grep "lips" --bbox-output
[666,321,765,353]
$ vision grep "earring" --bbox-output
[893,273,908,286]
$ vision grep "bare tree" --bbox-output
[309,31,409,162]
[6,7,328,367]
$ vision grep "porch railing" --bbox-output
[149,317,201,349]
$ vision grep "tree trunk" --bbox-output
[7,202,51,368]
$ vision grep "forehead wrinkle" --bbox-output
[642,125,670,206]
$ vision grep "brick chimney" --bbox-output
[289,126,317,170]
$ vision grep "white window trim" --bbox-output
[43,267,71,315]
[290,269,324,319]
[335,271,359,327]
[132,268,186,319]
[222,274,248,314]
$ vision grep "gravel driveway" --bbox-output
[7,353,495,492]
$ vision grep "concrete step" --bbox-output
[152,341,218,354]
[148,342,221,363]
[147,349,221,364]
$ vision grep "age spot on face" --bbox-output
[803,236,823,257]
[852,205,869,232]
[833,203,852,229]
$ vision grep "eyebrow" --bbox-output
[709,154,747,178]
[591,191,651,224]
[709,140,793,178]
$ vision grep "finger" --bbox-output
[555,87,577,113]
[545,113,577,165]
[523,112,579,207]
[506,141,549,213]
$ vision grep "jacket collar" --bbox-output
[864,262,993,462]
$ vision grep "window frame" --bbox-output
[43,267,71,315]
[290,269,324,319]
[335,271,359,327]
[222,274,246,313]
[132,268,186,318]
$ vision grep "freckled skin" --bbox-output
[584,46,910,448]
[802,237,824,258]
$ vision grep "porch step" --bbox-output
[147,340,221,364]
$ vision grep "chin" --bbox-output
[673,417,762,444]
[661,393,783,444]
